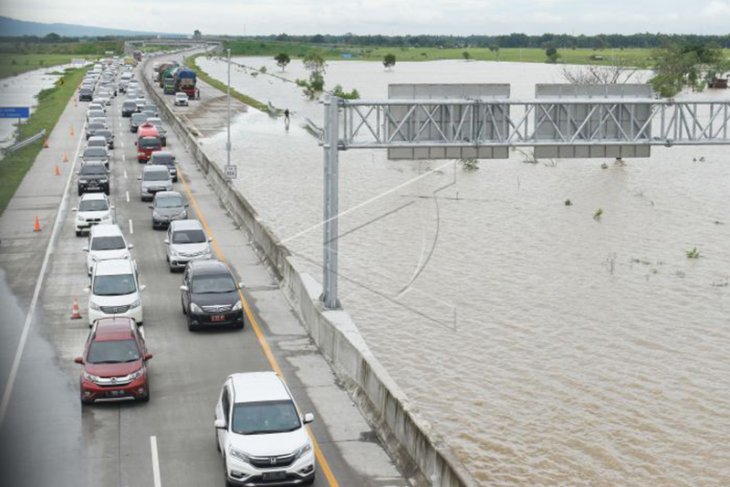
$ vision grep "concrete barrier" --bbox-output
[142,57,479,487]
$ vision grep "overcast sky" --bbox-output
[3,0,730,36]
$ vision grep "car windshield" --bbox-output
[231,400,301,435]
[131,115,146,124]
[124,102,136,108]
[144,170,169,181]
[93,273,136,296]
[192,274,236,294]
[80,164,106,175]
[96,130,112,138]
[172,229,206,244]
[87,339,140,364]
[139,138,161,149]
[79,199,108,211]
[84,148,107,158]
[155,195,183,208]
[91,236,125,251]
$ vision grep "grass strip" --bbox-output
[185,54,269,112]
[0,53,95,79]
[0,66,87,215]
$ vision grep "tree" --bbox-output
[193,30,202,40]
[43,32,61,43]
[650,42,727,97]
[303,51,326,75]
[383,53,396,70]
[545,46,560,63]
[275,53,291,71]
[462,51,470,61]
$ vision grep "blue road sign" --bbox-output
[0,107,30,119]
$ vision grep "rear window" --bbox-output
[91,236,125,251]
[79,199,108,211]
[123,101,137,108]
[144,169,169,181]
[151,154,173,165]
[139,137,161,149]
[80,164,106,175]
[84,147,107,158]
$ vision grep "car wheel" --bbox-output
[223,460,235,487]
[77,188,83,196]
[187,319,197,332]
[139,389,150,403]
[181,300,187,315]
[104,187,110,195]
[80,395,92,406]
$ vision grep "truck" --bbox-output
[133,50,142,63]
[174,68,197,98]
[154,61,177,83]
[163,67,178,94]
[158,63,178,89]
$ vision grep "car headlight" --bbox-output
[152,210,161,219]
[101,213,112,221]
[89,301,102,311]
[82,370,101,383]
[130,298,141,308]
[229,447,252,464]
[293,442,312,460]
[128,367,145,380]
[99,178,108,183]
[79,179,88,183]
[177,209,187,218]
[232,300,242,311]
[190,303,202,313]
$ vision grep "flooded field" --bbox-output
[198,57,730,485]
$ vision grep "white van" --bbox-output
[87,259,145,326]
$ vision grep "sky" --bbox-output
[2,0,730,36]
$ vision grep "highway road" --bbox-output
[0,59,408,487]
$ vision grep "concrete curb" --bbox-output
[142,57,479,487]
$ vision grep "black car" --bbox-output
[79,87,93,101]
[121,100,138,117]
[85,121,107,140]
[77,161,110,196]
[149,191,187,229]
[180,260,244,331]
[130,113,147,133]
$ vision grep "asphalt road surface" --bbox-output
[0,59,408,487]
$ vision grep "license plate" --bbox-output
[211,315,225,322]
[262,472,286,481]
[107,390,125,397]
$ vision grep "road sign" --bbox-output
[0,107,30,119]
[224,164,237,180]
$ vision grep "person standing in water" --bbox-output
[284,109,290,130]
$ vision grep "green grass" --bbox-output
[185,54,269,112]
[0,53,97,79]
[0,67,87,215]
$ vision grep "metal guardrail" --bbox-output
[2,129,46,156]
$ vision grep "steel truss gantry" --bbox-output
[320,96,730,309]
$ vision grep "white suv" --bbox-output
[214,372,316,486]
[174,92,189,106]
[73,193,114,236]
[87,259,145,327]
[84,224,133,275]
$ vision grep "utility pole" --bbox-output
[226,48,231,171]
[321,95,340,309]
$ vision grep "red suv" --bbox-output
[74,317,153,404]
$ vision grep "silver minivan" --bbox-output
[164,219,213,271]
[138,165,173,201]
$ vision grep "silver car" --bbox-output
[164,219,213,272]
[138,165,173,202]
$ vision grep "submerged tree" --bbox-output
[275,52,291,71]
[650,42,727,97]
[383,53,396,70]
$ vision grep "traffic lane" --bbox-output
[149,57,408,485]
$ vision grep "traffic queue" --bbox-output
[71,54,317,486]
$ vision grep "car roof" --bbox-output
[189,259,228,276]
[150,151,174,158]
[88,135,106,142]
[170,219,203,231]
[90,223,123,238]
[93,258,134,276]
[154,190,182,199]
[144,164,169,173]
[228,372,290,404]
[79,192,107,201]
[93,317,136,341]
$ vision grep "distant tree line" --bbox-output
[260,32,730,49]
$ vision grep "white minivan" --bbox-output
[214,372,316,485]
[87,259,145,327]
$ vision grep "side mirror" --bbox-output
[208,237,213,242]
[74,356,84,365]
[184,203,189,208]
[214,418,226,429]
[110,205,115,210]
[82,247,89,252]
[148,205,154,209]
[238,282,245,289]
[179,285,189,292]
[144,352,153,361]
[139,284,146,291]
[84,286,90,293]
[137,176,142,180]
[164,238,169,245]
[134,141,137,146]
[72,207,78,212]
[128,244,134,249]
[303,413,315,424]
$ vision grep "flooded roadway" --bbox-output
[196,57,730,485]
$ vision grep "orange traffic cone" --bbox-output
[33,215,41,232]
[54,164,60,176]
[43,139,49,149]
[71,298,82,320]
[70,126,74,137]
[63,151,68,162]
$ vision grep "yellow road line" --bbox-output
[177,167,340,487]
